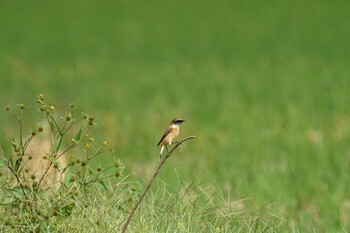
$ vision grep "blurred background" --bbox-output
[1,0,350,231]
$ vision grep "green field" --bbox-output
[1,0,350,231]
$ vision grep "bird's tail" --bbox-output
[159,146,164,160]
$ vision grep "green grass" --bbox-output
[1,0,350,231]
[0,179,286,232]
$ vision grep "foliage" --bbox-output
[0,95,123,232]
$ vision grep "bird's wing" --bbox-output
[157,127,171,146]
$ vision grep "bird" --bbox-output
[157,118,185,159]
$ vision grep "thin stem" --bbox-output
[47,113,62,136]
[57,125,90,159]
[121,135,195,233]
[18,112,24,154]
[62,118,84,134]
[7,160,28,199]
[37,131,63,189]
[22,135,34,152]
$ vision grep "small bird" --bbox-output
[157,118,185,159]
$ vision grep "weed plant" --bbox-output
[0,94,124,232]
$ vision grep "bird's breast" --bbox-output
[162,126,179,146]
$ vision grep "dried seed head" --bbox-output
[115,172,120,177]
[18,104,26,110]
[31,131,36,136]
[4,105,10,111]
[88,115,95,122]
[38,94,45,100]
[66,113,72,121]
[38,127,44,132]
[40,105,46,111]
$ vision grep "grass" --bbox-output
[1,0,350,231]
[0,179,287,232]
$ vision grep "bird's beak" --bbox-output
[181,119,186,123]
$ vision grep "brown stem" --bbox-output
[7,160,28,199]
[121,135,196,233]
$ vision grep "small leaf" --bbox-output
[11,139,19,152]
[0,196,16,205]
[60,202,75,217]
[14,158,22,173]
[74,127,82,141]
[64,173,72,185]
[115,205,124,211]
[98,180,108,191]
[48,121,54,130]
[87,167,94,175]
[0,159,5,167]
[53,135,62,153]
[10,186,30,200]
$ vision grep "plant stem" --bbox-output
[121,136,195,233]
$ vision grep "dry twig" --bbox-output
[121,135,196,233]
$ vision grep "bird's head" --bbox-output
[171,118,185,125]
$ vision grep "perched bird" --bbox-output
[157,118,185,159]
